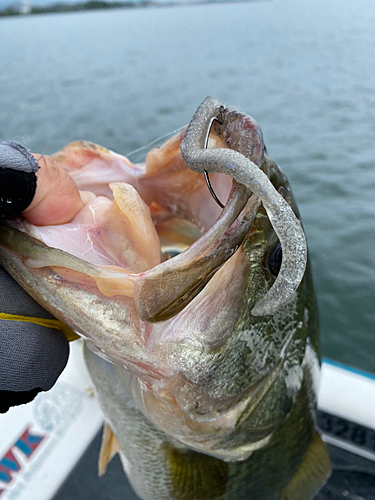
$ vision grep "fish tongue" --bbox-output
[134,182,259,323]
[99,182,161,273]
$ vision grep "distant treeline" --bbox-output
[0,0,151,16]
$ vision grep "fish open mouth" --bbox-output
[1,97,306,325]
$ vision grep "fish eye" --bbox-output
[268,241,282,277]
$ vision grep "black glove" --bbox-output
[0,142,69,413]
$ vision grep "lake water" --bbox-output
[1,0,375,372]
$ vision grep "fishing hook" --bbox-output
[204,116,225,209]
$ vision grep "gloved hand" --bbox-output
[0,141,83,413]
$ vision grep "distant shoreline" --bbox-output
[0,0,230,17]
[0,1,162,17]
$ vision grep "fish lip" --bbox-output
[212,104,265,169]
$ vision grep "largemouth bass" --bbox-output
[0,97,331,499]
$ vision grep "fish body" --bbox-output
[0,98,330,499]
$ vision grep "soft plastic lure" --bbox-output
[181,97,307,315]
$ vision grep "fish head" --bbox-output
[0,98,318,461]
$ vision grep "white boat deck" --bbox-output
[319,358,375,432]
